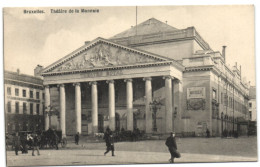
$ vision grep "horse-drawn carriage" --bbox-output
[39,129,67,149]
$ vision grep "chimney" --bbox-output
[222,46,226,62]
[235,62,237,68]
[148,18,152,25]
[34,65,43,78]
[17,69,20,75]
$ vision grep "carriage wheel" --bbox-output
[61,138,67,148]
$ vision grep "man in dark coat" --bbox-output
[165,132,180,163]
[206,129,210,138]
[13,132,21,155]
[32,133,40,156]
[21,133,28,154]
[75,132,80,145]
[103,127,115,156]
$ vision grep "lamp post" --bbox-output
[150,99,162,132]
[221,112,224,137]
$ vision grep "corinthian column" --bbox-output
[90,81,98,134]
[163,76,173,133]
[44,85,50,131]
[143,77,152,133]
[74,83,82,134]
[107,80,115,131]
[124,79,133,131]
[59,84,66,138]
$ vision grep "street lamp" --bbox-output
[221,112,224,137]
[150,99,162,132]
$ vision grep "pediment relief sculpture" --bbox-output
[54,43,158,72]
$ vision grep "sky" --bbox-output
[3,6,255,85]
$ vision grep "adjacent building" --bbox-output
[40,18,250,137]
[249,86,256,121]
[4,70,45,133]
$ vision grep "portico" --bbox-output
[42,38,183,136]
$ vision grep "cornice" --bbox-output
[184,65,214,72]
[42,61,173,76]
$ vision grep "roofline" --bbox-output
[4,70,43,82]
[110,17,179,39]
[111,27,212,51]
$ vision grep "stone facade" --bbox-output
[249,86,256,121]
[41,18,250,137]
[4,70,45,133]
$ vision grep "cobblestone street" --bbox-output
[6,136,258,166]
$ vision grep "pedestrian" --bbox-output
[32,133,40,156]
[13,132,21,155]
[206,129,210,138]
[75,132,80,145]
[103,127,115,156]
[21,133,28,154]
[165,132,180,163]
[53,130,59,150]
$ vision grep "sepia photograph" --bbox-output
[2,4,257,167]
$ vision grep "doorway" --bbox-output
[115,113,120,131]
[98,114,104,133]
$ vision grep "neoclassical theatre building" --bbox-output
[41,18,250,137]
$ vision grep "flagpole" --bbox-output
[136,6,137,36]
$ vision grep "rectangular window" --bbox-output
[249,111,252,120]
[249,103,252,108]
[7,87,11,95]
[212,89,217,100]
[42,93,45,100]
[224,95,228,106]
[36,104,40,115]
[7,101,11,113]
[30,103,33,115]
[30,90,33,98]
[23,102,27,114]
[36,92,40,99]
[98,90,102,103]
[42,104,45,114]
[15,102,19,114]
[115,88,119,103]
[22,89,26,97]
[15,88,19,96]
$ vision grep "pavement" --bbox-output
[6,149,257,166]
[5,136,258,166]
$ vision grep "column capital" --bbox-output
[89,81,97,85]
[143,77,152,81]
[57,84,65,88]
[124,78,133,82]
[106,80,114,84]
[73,82,81,86]
[173,78,182,84]
[163,75,174,80]
[44,85,50,89]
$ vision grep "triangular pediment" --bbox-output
[42,38,170,73]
